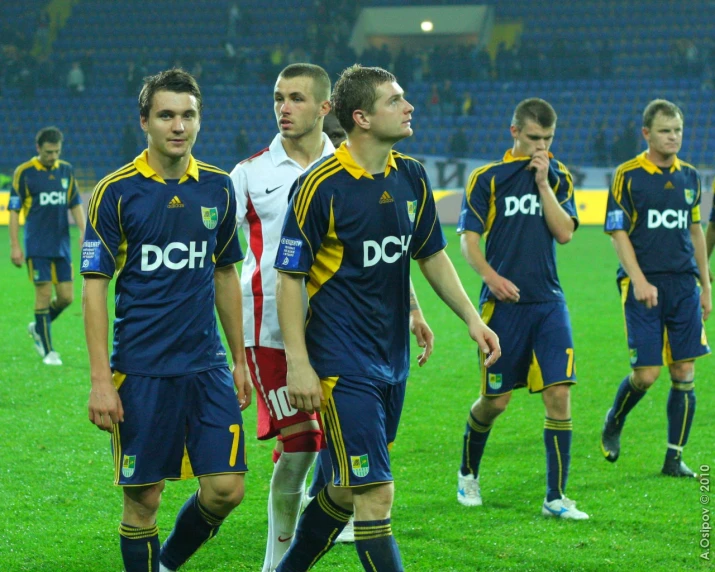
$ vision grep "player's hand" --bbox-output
[468,319,501,367]
[701,285,712,321]
[484,272,520,303]
[10,245,24,268]
[233,361,252,411]
[88,376,124,433]
[633,279,658,309]
[528,150,550,186]
[410,310,434,367]
[286,359,323,414]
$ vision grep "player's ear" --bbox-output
[319,100,331,118]
[509,124,519,139]
[140,115,148,133]
[641,127,649,141]
[353,108,369,131]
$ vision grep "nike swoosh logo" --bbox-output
[544,505,568,516]
[266,186,281,194]
[278,535,293,543]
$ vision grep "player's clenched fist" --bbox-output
[286,359,324,414]
[88,378,124,433]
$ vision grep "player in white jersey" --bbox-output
[230,63,334,572]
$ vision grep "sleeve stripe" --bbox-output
[295,161,343,228]
[12,161,34,194]
[197,163,229,176]
[88,167,137,227]
[412,179,438,258]
[556,160,574,205]
[294,157,340,223]
[214,219,238,262]
[464,162,498,229]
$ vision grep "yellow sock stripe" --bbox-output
[354,524,392,533]
[197,500,224,527]
[467,415,492,433]
[613,388,632,420]
[672,380,694,391]
[465,430,472,475]
[553,435,564,497]
[364,551,378,571]
[544,421,573,431]
[354,526,392,540]
[308,530,338,569]
[118,524,159,539]
[316,489,352,523]
[678,393,690,447]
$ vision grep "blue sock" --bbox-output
[35,309,52,354]
[607,374,646,426]
[276,487,352,572]
[666,381,696,461]
[354,518,403,572]
[160,492,224,570]
[544,417,572,502]
[308,448,331,498]
[49,299,66,321]
[119,523,160,572]
[460,412,492,476]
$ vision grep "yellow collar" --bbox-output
[133,149,200,183]
[502,149,554,162]
[334,142,398,180]
[637,151,681,174]
[32,157,59,171]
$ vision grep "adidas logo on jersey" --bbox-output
[664,181,675,190]
[379,191,394,204]
[168,196,185,208]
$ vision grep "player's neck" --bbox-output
[646,148,675,168]
[281,130,325,169]
[147,150,191,180]
[344,136,393,175]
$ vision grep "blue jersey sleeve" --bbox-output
[67,168,82,209]
[457,165,491,235]
[81,183,122,278]
[9,166,27,212]
[691,171,702,224]
[604,166,633,234]
[275,177,330,275]
[215,178,244,267]
[553,161,579,229]
[411,169,447,259]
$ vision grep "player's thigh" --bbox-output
[663,274,710,363]
[320,376,397,489]
[112,372,187,486]
[620,278,665,367]
[531,302,577,392]
[185,367,248,477]
[246,346,317,440]
[480,301,534,396]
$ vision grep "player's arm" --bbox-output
[417,249,500,366]
[460,230,520,302]
[706,222,715,260]
[9,210,23,267]
[214,263,252,410]
[691,222,712,320]
[409,278,433,367]
[70,204,86,246]
[276,271,323,413]
[83,276,124,433]
[610,230,658,308]
[530,151,575,244]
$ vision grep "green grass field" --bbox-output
[0,225,712,571]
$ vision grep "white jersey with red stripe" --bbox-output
[230,132,335,349]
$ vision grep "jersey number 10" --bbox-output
[268,387,298,420]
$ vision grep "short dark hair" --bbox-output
[511,98,557,129]
[36,126,63,147]
[278,63,331,102]
[642,99,684,129]
[139,68,203,119]
[332,64,396,133]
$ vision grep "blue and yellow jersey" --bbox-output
[604,152,701,280]
[457,150,578,306]
[275,143,447,384]
[80,150,243,377]
[8,157,81,258]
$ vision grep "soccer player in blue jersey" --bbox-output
[601,99,710,478]
[9,126,85,366]
[81,69,252,572]
[273,64,500,572]
[457,98,588,519]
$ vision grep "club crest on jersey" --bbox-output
[407,200,417,222]
[684,188,695,205]
[61,178,69,190]
[351,454,370,477]
[122,455,136,478]
[488,373,502,390]
[201,206,218,230]
[629,348,638,365]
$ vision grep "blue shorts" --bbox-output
[320,376,406,488]
[480,301,576,395]
[619,274,710,368]
[27,256,73,284]
[111,367,248,486]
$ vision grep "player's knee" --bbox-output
[542,384,571,415]
[56,292,74,308]
[202,475,245,511]
[280,429,322,454]
[669,361,694,383]
[632,368,660,389]
[353,483,394,519]
[124,482,164,516]
[478,394,510,417]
